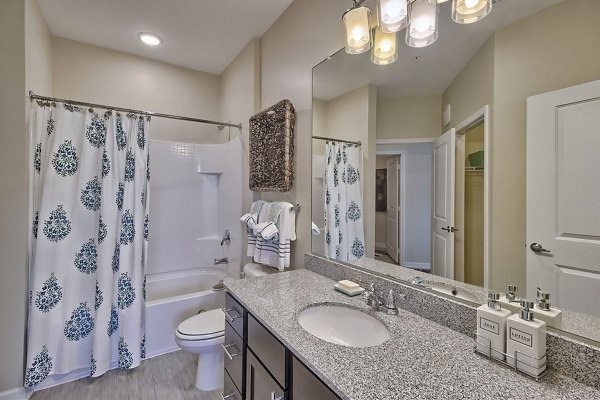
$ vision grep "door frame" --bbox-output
[454,105,491,289]
[377,138,432,267]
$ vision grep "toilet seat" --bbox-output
[176,309,225,341]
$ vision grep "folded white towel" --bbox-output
[311,222,320,236]
[254,222,279,240]
[240,213,257,229]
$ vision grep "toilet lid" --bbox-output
[177,309,225,339]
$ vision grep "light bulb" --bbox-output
[465,0,479,8]
[352,27,366,42]
[372,30,398,65]
[452,0,492,24]
[137,32,162,46]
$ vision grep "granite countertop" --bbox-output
[223,269,600,400]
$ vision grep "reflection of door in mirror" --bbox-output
[527,80,600,318]
[386,157,399,263]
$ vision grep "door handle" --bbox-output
[222,307,242,323]
[270,392,284,400]
[530,243,551,253]
[441,226,459,233]
[221,343,241,360]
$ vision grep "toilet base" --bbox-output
[194,345,224,391]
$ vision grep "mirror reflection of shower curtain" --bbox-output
[324,141,365,261]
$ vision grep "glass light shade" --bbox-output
[452,0,492,24]
[371,30,398,65]
[406,0,439,48]
[426,0,450,3]
[376,0,409,33]
[343,6,373,54]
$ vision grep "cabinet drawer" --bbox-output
[223,369,242,400]
[223,321,244,393]
[292,357,340,400]
[224,292,245,337]
[247,314,286,388]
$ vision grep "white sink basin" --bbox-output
[297,305,390,348]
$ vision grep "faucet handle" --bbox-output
[384,290,400,315]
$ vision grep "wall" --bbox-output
[259,0,346,267]
[52,38,222,144]
[377,95,442,139]
[490,0,600,291]
[442,36,494,131]
[219,39,261,271]
[1,0,54,393]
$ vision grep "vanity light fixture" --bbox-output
[452,0,492,24]
[343,2,373,54]
[376,0,410,33]
[372,30,399,65]
[342,0,492,64]
[137,32,163,46]
[406,0,439,48]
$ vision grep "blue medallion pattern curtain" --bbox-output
[25,101,150,387]
[324,141,365,261]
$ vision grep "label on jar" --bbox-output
[510,327,533,347]
[479,317,499,335]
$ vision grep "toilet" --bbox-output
[175,262,278,390]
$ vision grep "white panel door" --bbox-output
[386,157,399,263]
[527,80,600,317]
[432,129,456,278]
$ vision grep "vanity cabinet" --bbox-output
[291,357,340,400]
[224,292,340,400]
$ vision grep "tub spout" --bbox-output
[214,257,229,265]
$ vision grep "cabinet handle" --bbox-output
[222,307,243,323]
[270,392,284,400]
[220,392,236,400]
[221,343,241,360]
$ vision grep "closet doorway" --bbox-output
[453,107,490,288]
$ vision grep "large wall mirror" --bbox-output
[311,0,600,342]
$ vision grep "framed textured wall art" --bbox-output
[249,99,296,192]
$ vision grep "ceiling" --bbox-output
[314,0,563,100]
[37,0,294,75]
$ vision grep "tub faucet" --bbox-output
[221,229,231,246]
[214,257,229,265]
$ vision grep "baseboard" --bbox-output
[0,387,32,400]
[404,262,430,271]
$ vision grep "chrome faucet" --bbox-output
[221,229,231,246]
[365,284,402,315]
[214,257,229,265]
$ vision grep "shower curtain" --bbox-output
[324,141,365,261]
[25,101,150,387]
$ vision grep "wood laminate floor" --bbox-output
[31,351,221,400]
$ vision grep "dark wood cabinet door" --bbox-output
[292,357,340,400]
[246,350,286,400]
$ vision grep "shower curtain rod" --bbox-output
[312,135,361,146]
[29,91,242,130]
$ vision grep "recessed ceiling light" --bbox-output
[137,32,162,46]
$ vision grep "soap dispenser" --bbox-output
[506,301,547,377]
[476,292,512,361]
[533,288,563,329]
[498,284,522,314]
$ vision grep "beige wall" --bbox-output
[259,0,346,267]
[442,36,494,131]
[377,95,442,139]
[52,38,222,144]
[490,0,600,291]
[219,39,261,270]
[1,0,54,392]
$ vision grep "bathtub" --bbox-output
[145,267,230,358]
